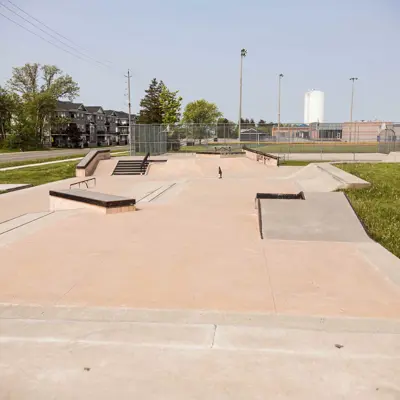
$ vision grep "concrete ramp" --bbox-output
[260,192,371,243]
[288,163,370,192]
[93,159,118,176]
[291,164,341,192]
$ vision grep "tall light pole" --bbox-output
[238,48,247,143]
[349,77,358,143]
[277,73,284,135]
[126,69,134,155]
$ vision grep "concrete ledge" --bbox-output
[243,146,279,166]
[316,163,371,189]
[76,149,110,177]
[49,189,136,214]
[256,192,305,200]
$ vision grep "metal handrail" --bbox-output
[70,177,96,190]
[140,152,150,174]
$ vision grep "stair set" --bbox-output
[113,160,149,176]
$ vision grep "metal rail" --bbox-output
[70,177,96,190]
[140,152,150,175]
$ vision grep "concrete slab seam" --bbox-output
[0,211,54,236]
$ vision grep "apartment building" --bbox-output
[52,101,135,147]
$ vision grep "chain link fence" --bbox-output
[129,122,400,158]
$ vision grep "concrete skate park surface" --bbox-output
[1,154,400,399]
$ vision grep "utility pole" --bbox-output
[126,69,134,155]
[278,73,284,136]
[238,49,247,143]
[349,77,358,143]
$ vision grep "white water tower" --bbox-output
[304,90,324,123]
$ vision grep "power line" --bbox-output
[0,10,91,63]
[6,0,111,64]
[0,2,112,69]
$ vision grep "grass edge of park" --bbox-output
[0,161,79,188]
[0,151,129,169]
[336,163,400,259]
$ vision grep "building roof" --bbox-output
[104,110,117,116]
[86,106,104,114]
[115,111,129,118]
[57,101,86,112]
[240,128,265,134]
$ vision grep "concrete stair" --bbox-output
[113,160,149,175]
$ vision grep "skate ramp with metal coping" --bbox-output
[259,192,371,243]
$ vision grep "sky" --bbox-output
[0,0,399,123]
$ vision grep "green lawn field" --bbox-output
[337,163,400,258]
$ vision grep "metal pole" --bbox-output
[239,49,247,144]
[349,77,358,143]
[278,73,284,136]
[127,69,134,156]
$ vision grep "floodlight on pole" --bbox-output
[349,77,358,142]
[278,73,284,135]
[238,48,247,143]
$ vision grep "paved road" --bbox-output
[0,146,128,163]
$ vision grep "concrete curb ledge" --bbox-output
[1,305,400,334]
[242,146,280,167]
[316,163,371,189]
[49,189,136,214]
[76,149,110,177]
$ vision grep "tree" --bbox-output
[183,99,222,124]
[8,63,79,100]
[258,119,266,125]
[183,99,222,144]
[6,63,79,148]
[0,86,18,143]
[160,84,182,125]
[65,123,82,147]
[138,78,163,124]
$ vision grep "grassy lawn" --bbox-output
[0,161,78,187]
[175,142,382,154]
[0,154,85,169]
[253,143,381,154]
[279,160,321,166]
[337,163,400,258]
[0,150,129,169]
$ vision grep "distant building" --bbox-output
[240,128,269,142]
[342,121,391,142]
[272,124,310,139]
[309,123,342,140]
[52,101,135,147]
[53,101,88,147]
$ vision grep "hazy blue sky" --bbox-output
[0,0,399,122]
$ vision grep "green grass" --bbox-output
[0,161,78,187]
[175,142,383,154]
[253,143,381,154]
[336,163,400,258]
[0,150,129,169]
[0,154,85,169]
[279,160,321,166]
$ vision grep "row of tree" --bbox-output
[137,78,224,126]
[0,63,79,149]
